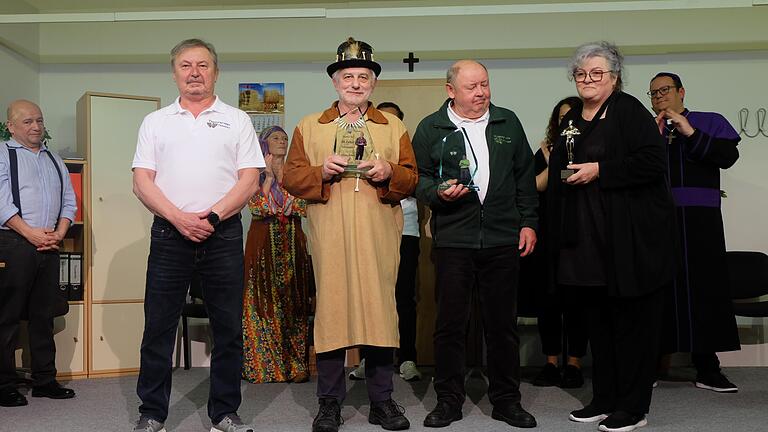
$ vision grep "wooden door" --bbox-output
[372,79,447,364]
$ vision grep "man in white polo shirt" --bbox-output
[412,60,538,429]
[131,38,263,432]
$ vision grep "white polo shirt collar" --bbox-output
[168,96,226,116]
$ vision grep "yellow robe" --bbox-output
[284,102,418,353]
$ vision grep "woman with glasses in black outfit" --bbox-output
[545,41,676,432]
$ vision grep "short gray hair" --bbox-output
[446,60,488,85]
[170,38,218,69]
[568,41,624,91]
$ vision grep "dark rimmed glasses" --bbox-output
[571,69,614,83]
[647,85,677,98]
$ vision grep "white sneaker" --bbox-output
[399,360,422,381]
[133,416,166,432]
[210,414,253,432]
[349,359,365,380]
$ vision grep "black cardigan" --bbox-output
[545,91,676,298]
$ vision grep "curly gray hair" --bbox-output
[568,41,624,91]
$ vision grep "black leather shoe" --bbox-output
[491,402,537,428]
[532,363,560,387]
[368,399,410,430]
[31,381,75,399]
[560,364,584,388]
[313,398,342,432]
[0,387,28,407]
[423,399,462,428]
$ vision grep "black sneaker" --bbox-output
[532,363,560,387]
[423,399,462,428]
[368,399,410,430]
[569,404,611,423]
[560,364,584,388]
[313,398,343,432]
[598,411,647,432]
[695,371,738,393]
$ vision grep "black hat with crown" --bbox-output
[326,37,381,78]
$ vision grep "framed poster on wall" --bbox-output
[238,82,285,134]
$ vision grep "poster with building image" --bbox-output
[238,82,285,134]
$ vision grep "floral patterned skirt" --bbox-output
[242,217,311,383]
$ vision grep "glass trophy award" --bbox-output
[437,128,479,192]
[333,107,373,178]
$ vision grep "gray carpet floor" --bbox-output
[2,367,767,431]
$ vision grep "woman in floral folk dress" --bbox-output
[242,126,312,383]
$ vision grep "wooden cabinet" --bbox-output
[69,92,160,377]
[53,304,85,376]
[89,303,144,374]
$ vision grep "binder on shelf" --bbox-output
[59,252,70,301]
[69,172,83,222]
[69,253,83,301]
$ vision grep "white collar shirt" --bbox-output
[132,96,264,212]
[447,103,490,203]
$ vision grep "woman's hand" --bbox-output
[565,162,599,185]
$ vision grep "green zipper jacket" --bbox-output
[413,99,538,248]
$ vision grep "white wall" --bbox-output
[0,43,39,120]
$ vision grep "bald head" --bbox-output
[446,60,491,119]
[446,60,488,86]
[6,99,45,149]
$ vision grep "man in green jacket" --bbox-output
[413,60,538,429]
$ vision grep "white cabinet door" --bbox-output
[54,304,85,375]
[89,95,158,302]
[90,302,144,373]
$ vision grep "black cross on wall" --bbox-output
[403,52,420,72]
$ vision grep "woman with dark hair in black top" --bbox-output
[522,96,589,389]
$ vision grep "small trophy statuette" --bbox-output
[560,120,580,180]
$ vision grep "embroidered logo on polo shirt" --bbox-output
[493,135,512,145]
[207,120,231,129]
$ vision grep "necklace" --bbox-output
[334,106,368,132]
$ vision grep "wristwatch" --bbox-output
[206,211,221,228]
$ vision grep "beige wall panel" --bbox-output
[368,79,446,364]
[90,302,144,371]
[89,95,158,301]
[53,304,85,374]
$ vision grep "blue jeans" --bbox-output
[137,215,244,423]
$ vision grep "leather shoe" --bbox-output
[312,398,342,432]
[31,381,75,399]
[0,387,28,407]
[491,402,537,428]
[368,399,410,430]
[424,399,462,428]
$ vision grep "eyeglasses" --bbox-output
[647,85,677,98]
[571,69,613,83]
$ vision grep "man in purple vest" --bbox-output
[649,72,740,393]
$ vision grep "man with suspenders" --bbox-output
[0,99,77,407]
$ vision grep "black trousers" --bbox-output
[316,346,394,403]
[691,352,722,375]
[433,246,521,407]
[580,286,665,415]
[395,235,419,363]
[537,287,589,358]
[0,230,59,389]
[137,216,244,424]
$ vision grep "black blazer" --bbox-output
[546,91,676,298]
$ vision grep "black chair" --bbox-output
[726,251,768,317]
[181,274,208,370]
